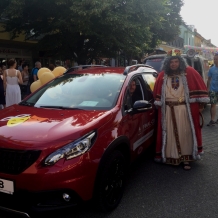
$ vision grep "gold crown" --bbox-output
[167,49,182,57]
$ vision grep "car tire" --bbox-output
[94,150,127,212]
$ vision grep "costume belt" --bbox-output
[165,101,186,106]
[165,101,186,157]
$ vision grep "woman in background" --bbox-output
[21,62,29,97]
[3,59,23,107]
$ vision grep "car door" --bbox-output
[121,75,154,159]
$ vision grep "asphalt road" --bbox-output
[1,105,218,218]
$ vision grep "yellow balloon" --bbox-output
[37,68,51,79]
[52,66,66,76]
[30,80,42,93]
[52,70,60,77]
[40,72,55,85]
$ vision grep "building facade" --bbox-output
[0,23,38,67]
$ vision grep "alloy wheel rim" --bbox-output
[104,158,125,206]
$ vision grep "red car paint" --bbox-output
[0,66,156,215]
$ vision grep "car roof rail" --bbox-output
[123,64,154,75]
[64,65,106,74]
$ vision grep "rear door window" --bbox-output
[144,58,164,73]
[184,57,192,66]
[194,58,203,76]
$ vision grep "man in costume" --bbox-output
[153,50,209,170]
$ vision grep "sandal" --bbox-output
[183,162,191,171]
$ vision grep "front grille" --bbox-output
[0,148,41,175]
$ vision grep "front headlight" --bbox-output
[44,132,96,166]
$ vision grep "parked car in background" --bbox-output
[143,54,209,86]
[0,64,157,217]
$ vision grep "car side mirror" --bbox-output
[132,100,152,113]
[153,72,158,78]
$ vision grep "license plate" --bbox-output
[0,178,14,195]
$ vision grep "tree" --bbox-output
[0,0,183,63]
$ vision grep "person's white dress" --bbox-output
[6,70,21,107]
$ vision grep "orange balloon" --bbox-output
[30,80,42,93]
[52,66,66,76]
[39,72,55,85]
[37,68,51,79]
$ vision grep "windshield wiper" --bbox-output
[19,101,34,106]
[39,106,83,110]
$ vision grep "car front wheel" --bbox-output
[95,150,127,212]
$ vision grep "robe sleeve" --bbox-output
[185,66,209,103]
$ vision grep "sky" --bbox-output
[180,0,218,47]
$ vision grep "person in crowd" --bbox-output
[21,63,29,85]
[48,63,55,71]
[0,66,6,109]
[3,59,23,107]
[2,65,6,72]
[18,60,24,72]
[207,53,218,126]
[32,61,41,82]
[153,49,209,170]
[20,62,29,97]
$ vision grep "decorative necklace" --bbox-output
[171,76,180,90]
[166,76,184,103]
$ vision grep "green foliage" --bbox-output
[0,0,183,63]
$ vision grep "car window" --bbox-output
[24,73,126,110]
[142,73,156,92]
[183,57,192,66]
[144,58,164,73]
[123,77,144,111]
[142,74,155,101]
[194,58,203,76]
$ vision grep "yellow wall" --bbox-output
[194,35,202,47]
[0,24,36,44]
[158,44,179,52]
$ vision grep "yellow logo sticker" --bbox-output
[0,114,48,127]
[0,114,31,127]
[7,116,31,127]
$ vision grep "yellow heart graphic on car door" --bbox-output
[7,116,31,127]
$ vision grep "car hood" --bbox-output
[0,105,112,149]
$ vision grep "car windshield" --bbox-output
[145,58,165,73]
[22,73,125,110]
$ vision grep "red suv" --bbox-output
[0,65,156,217]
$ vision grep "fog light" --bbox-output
[63,193,71,202]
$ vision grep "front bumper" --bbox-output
[0,188,81,217]
[0,152,99,216]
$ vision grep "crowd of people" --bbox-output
[0,58,74,109]
[0,59,44,109]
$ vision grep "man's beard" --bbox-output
[166,68,180,75]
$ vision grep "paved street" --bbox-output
[1,105,218,218]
